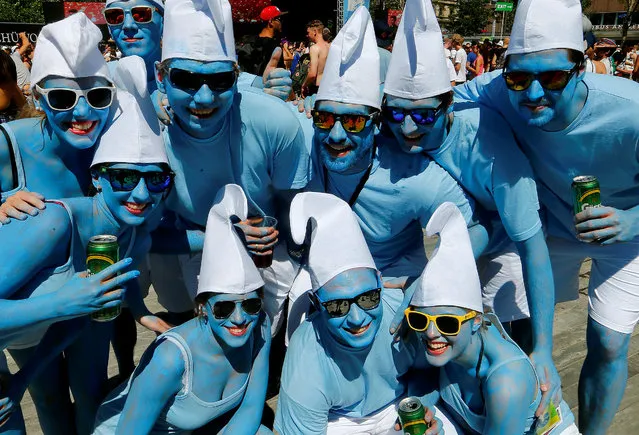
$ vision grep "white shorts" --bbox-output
[326,403,461,435]
[477,246,530,322]
[148,244,299,336]
[549,236,639,334]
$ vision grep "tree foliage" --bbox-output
[0,0,44,23]
[449,0,493,37]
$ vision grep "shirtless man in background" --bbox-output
[302,20,330,96]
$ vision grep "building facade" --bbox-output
[587,0,639,42]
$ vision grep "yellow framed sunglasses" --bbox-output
[404,309,478,336]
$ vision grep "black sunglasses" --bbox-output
[312,110,379,133]
[382,104,444,126]
[212,298,263,319]
[168,68,238,92]
[99,168,174,194]
[502,64,580,92]
[312,288,382,318]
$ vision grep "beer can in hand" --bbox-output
[398,397,428,435]
[572,175,602,215]
[87,235,121,322]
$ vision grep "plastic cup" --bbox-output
[248,216,278,268]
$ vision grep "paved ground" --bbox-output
[7,260,639,434]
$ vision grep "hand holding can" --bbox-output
[86,235,122,322]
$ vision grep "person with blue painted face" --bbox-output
[148,0,309,336]
[0,14,114,221]
[284,6,482,343]
[275,192,459,435]
[454,1,639,432]
[405,202,580,435]
[93,185,272,435]
[381,0,558,418]
[0,69,172,435]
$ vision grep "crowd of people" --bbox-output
[0,0,639,434]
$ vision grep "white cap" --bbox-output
[506,0,584,56]
[162,0,236,63]
[197,184,265,296]
[384,0,451,100]
[316,6,381,109]
[411,202,483,312]
[290,192,376,292]
[105,0,165,10]
[30,13,110,90]
[92,56,167,167]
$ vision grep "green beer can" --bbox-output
[398,397,428,435]
[87,235,121,322]
[572,175,602,215]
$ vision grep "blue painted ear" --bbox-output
[471,315,482,333]
[155,61,166,94]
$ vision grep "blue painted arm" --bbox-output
[467,222,489,259]
[125,278,172,334]
[221,315,272,435]
[482,359,536,435]
[150,227,205,254]
[116,340,185,434]
[515,229,561,414]
[574,205,639,244]
[452,70,501,104]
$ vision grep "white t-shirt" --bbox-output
[454,49,467,83]
[446,58,457,83]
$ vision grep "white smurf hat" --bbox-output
[506,0,584,56]
[411,202,482,312]
[384,0,451,100]
[290,192,376,292]
[30,13,111,90]
[316,5,381,109]
[106,0,165,10]
[162,0,236,63]
[197,184,265,296]
[91,56,168,167]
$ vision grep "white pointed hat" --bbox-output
[411,202,482,312]
[384,0,451,99]
[91,56,168,167]
[162,0,236,63]
[30,13,111,90]
[506,0,584,56]
[290,192,376,292]
[197,184,265,296]
[316,6,381,109]
[106,0,165,10]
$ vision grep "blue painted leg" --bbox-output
[578,316,630,435]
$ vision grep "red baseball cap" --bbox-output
[260,6,288,21]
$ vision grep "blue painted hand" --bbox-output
[59,257,139,318]
[393,403,443,435]
[234,218,279,258]
[262,48,292,101]
[0,191,46,224]
[530,351,562,417]
[388,277,418,341]
[574,206,639,244]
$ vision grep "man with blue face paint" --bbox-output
[454,1,639,432]
[276,192,459,435]
[405,202,579,435]
[148,0,309,336]
[93,185,272,434]
[381,0,559,419]
[0,64,173,435]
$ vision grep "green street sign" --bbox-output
[495,2,514,12]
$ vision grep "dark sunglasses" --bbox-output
[168,68,238,92]
[382,105,443,126]
[312,110,379,134]
[103,6,158,26]
[35,85,115,112]
[502,65,580,92]
[99,168,174,193]
[212,298,263,319]
[404,309,478,336]
[313,288,382,318]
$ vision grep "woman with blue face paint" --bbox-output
[453,1,639,432]
[0,13,115,223]
[404,202,580,435]
[275,192,457,435]
[381,0,559,418]
[0,74,173,435]
[146,0,309,338]
[93,184,272,435]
